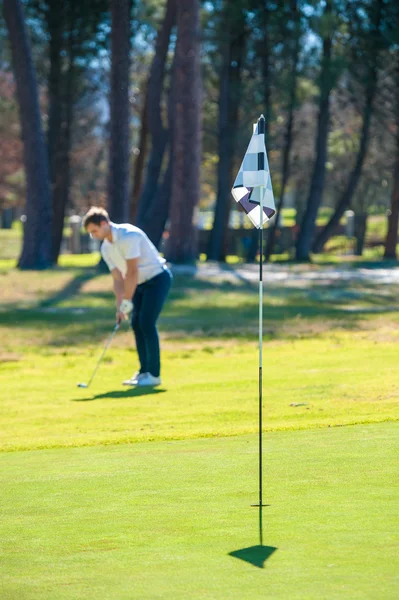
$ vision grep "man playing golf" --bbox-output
[83,207,172,387]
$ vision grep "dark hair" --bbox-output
[82,207,110,229]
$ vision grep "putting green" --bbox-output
[1,422,398,599]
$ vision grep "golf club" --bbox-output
[77,322,120,388]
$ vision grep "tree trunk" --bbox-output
[246,3,271,264]
[311,91,375,254]
[265,0,299,260]
[136,0,176,228]
[384,149,399,259]
[51,5,76,264]
[164,0,202,263]
[46,0,63,188]
[108,0,131,223]
[140,56,177,248]
[3,0,52,269]
[312,0,383,254]
[384,58,399,260]
[130,86,149,223]
[207,6,245,262]
[295,0,332,262]
[354,214,367,256]
[84,147,106,204]
[1,207,14,229]
[261,2,272,142]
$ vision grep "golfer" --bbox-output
[83,207,172,387]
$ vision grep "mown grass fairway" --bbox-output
[1,256,399,598]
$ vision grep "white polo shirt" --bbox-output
[101,222,166,284]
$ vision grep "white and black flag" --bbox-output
[231,115,275,228]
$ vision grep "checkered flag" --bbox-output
[231,115,275,228]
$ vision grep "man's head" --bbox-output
[82,207,111,240]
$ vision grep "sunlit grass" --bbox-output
[1,423,397,599]
[0,228,21,260]
[1,255,399,599]
[1,258,399,451]
[58,252,101,268]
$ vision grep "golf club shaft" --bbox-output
[86,322,120,387]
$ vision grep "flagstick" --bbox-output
[258,185,264,508]
[232,113,272,510]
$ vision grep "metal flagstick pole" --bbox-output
[231,113,274,512]
[259,183,264,508]
[258,114,266,509]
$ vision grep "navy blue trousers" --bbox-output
[131,268,172,377]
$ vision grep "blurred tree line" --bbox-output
[1,0,399,267]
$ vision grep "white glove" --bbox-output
[119,299,133,317]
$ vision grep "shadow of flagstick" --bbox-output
[229,506,277,569]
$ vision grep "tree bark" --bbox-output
[265,0,299,260]
[164,0,202,263]
[140,56,177,248]
[354,214,367,256]
[46,0,63,188]
[136,0,176,228]
[261,1,272,142]
[3,0,53,269]
[295,0,333,261]
[108,0,131,223]
[207,5,245,262]
[130,86,149,223]
[246,2,272,264]
[1,207,14,229]
[51,1,76,264]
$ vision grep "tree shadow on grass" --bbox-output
[0,291,394,347]
[38,268,101,308]
[1,270,399,347]
[73,388,167,402]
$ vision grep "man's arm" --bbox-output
[111,268,125,307]
[111,268,128,323]
[111,259,138,322]
[123,258,139,301]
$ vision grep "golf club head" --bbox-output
[77,383,88,388]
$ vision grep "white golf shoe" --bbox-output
[122,371,143,386]
[136,373,161,387]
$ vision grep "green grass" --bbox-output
[0,227,21,260]
[1,257,399,597]
[1,423,398,599]
[1,260,399,451]
[1,335,399,452]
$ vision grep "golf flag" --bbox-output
[232,115,275,508]
[231,115,275,228]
